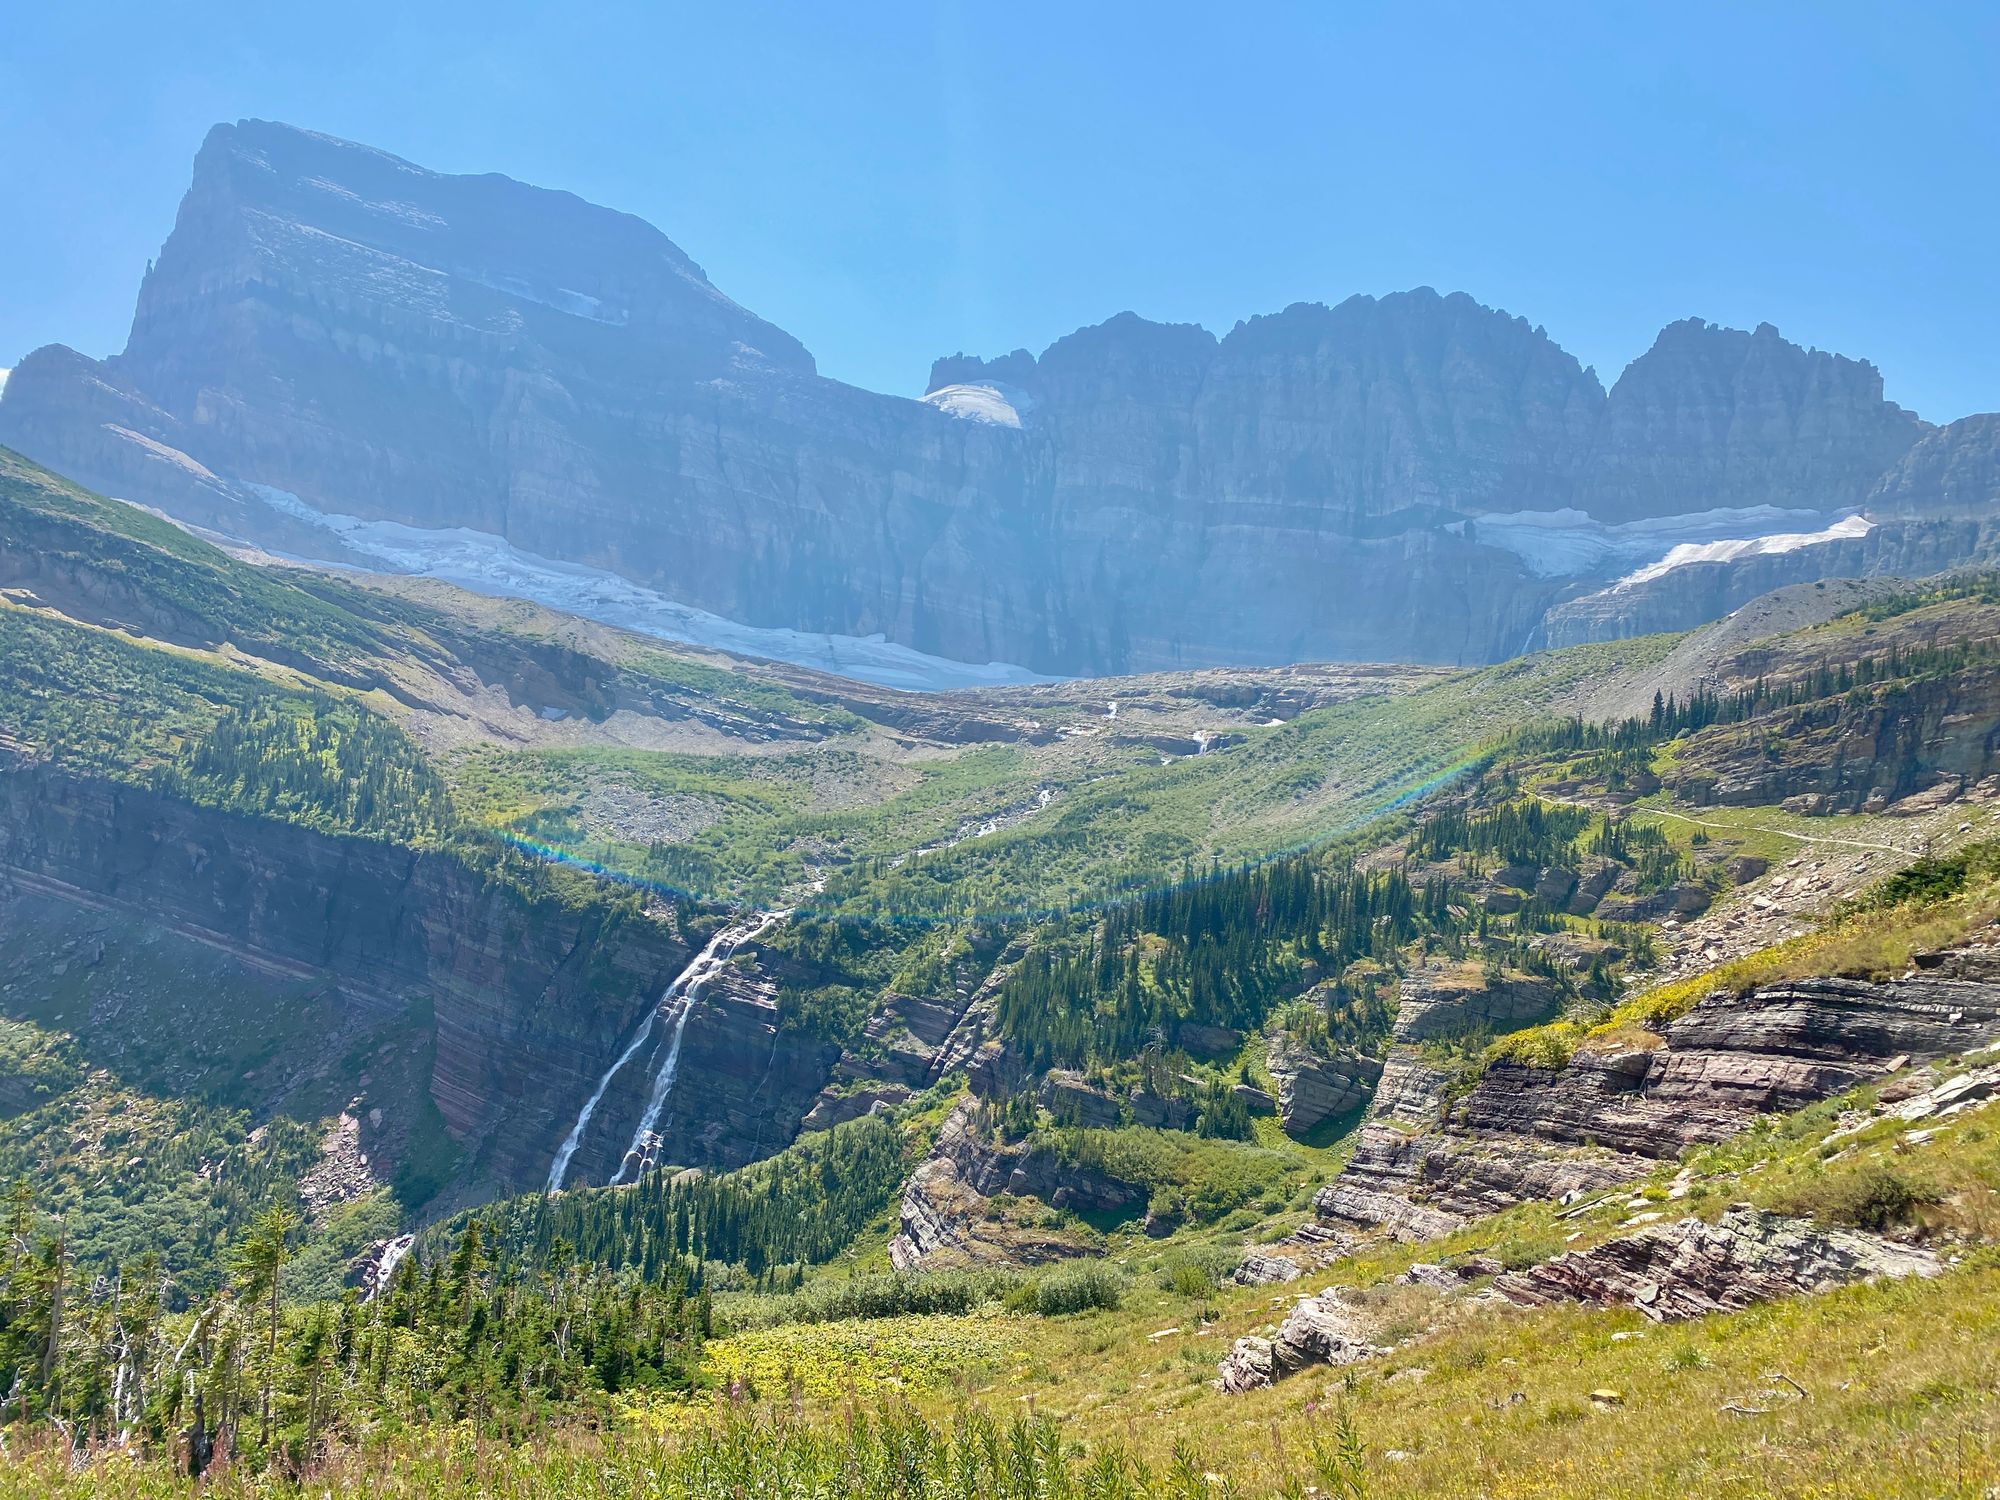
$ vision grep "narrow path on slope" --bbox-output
[1531,792,1927,860]
[1619,804,1925,860]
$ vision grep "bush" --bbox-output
[1156,1244,1236,1295]
[737,1268,1022,1328]
[1773,1161,1942,1232]
[1484,1021,1582,1072]
[1006,1261,1125,1316]
[1858,841,2000,911]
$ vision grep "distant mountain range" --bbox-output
[4,119,1996,681]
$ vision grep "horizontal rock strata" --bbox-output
[1495,1206,1942,1320]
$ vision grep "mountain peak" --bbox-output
[130,118,814,379]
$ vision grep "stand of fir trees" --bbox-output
[483,1112,913,1283]
[994,856,1466,1072]
[0,1185,709,1473]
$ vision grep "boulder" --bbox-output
[1232,1253,1304,1286]
[1215,1289,1385,1392]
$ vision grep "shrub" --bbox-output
[1156,1244,1236,1295]
[1007,1261,1125,1316]
[1772,1160,1942,1232]
[1485,1021,1582,1072]
[737,1269,1022,1328]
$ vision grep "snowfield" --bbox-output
[245,486,1055,692]
[1612,512,1873,589]
[1461,504,1854,579]
[920,381,1037,428]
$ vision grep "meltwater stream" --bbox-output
[545,910,787,1192]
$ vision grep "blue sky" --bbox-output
[2,1,1995,418]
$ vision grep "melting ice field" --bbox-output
[546,911,787,1192]
[246,486,1052,693]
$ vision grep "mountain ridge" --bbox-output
[1,119,1987,680]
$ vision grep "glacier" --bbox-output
[244,486,1056,692]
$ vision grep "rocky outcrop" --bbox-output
[1039,1070,1125,1128]
[1264,1031,1381,1134]
[1390,964,1561,1045]
[1661,664,2000,814]
[1317,963,2000,1239]
[1495,1206,1942,1320]
[799,1083,912,1133]
[887,1101,1118,1269]
[1215,1289,1385,1393]
[1315,1122,1633,1241]
[1,121,1965,677]
[1232,1252,1304,1286]
[0,759,840,1202]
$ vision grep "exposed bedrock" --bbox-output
[888,1099,1145,1269]
[1317,965,2000,1239]
[0,760,840,1202]
[1214,1289,1386,1393]
[1660,664,2000,814]
[1495,1205,1942,1320]
[1263,1030,1382,1135]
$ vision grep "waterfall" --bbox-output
[609,909,787,1185]
[546,908,788,1193]
[546,998,667,1192]
[365,1234,415,1301]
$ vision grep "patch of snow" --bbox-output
[243,486,1054,692]
[0,368,9,396]
[920,381,1036,428]
[1466,505,1842,580]
[1614,513,1873,590]
[459,270,627,324]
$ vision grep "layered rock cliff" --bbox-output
[1316,960,2000,1242]
[0,759,840,1205]
[4,120,1985,678]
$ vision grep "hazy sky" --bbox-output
[3,2,1995,418]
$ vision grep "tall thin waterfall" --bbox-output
[546,1003,665,1192]
[610,909,787,1184]
[545,910,785,1193]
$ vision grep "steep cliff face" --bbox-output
[1572,319,1925,525]
[0,761,839,1204]
[1662,663,2000,812]
[0,120,1974,677]
[1868,414,2000,517]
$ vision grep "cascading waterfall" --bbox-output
[610,909,787,1184]
[545,909,786,1193]
[545,1002,666,1192]
[365,1234,416,1301]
